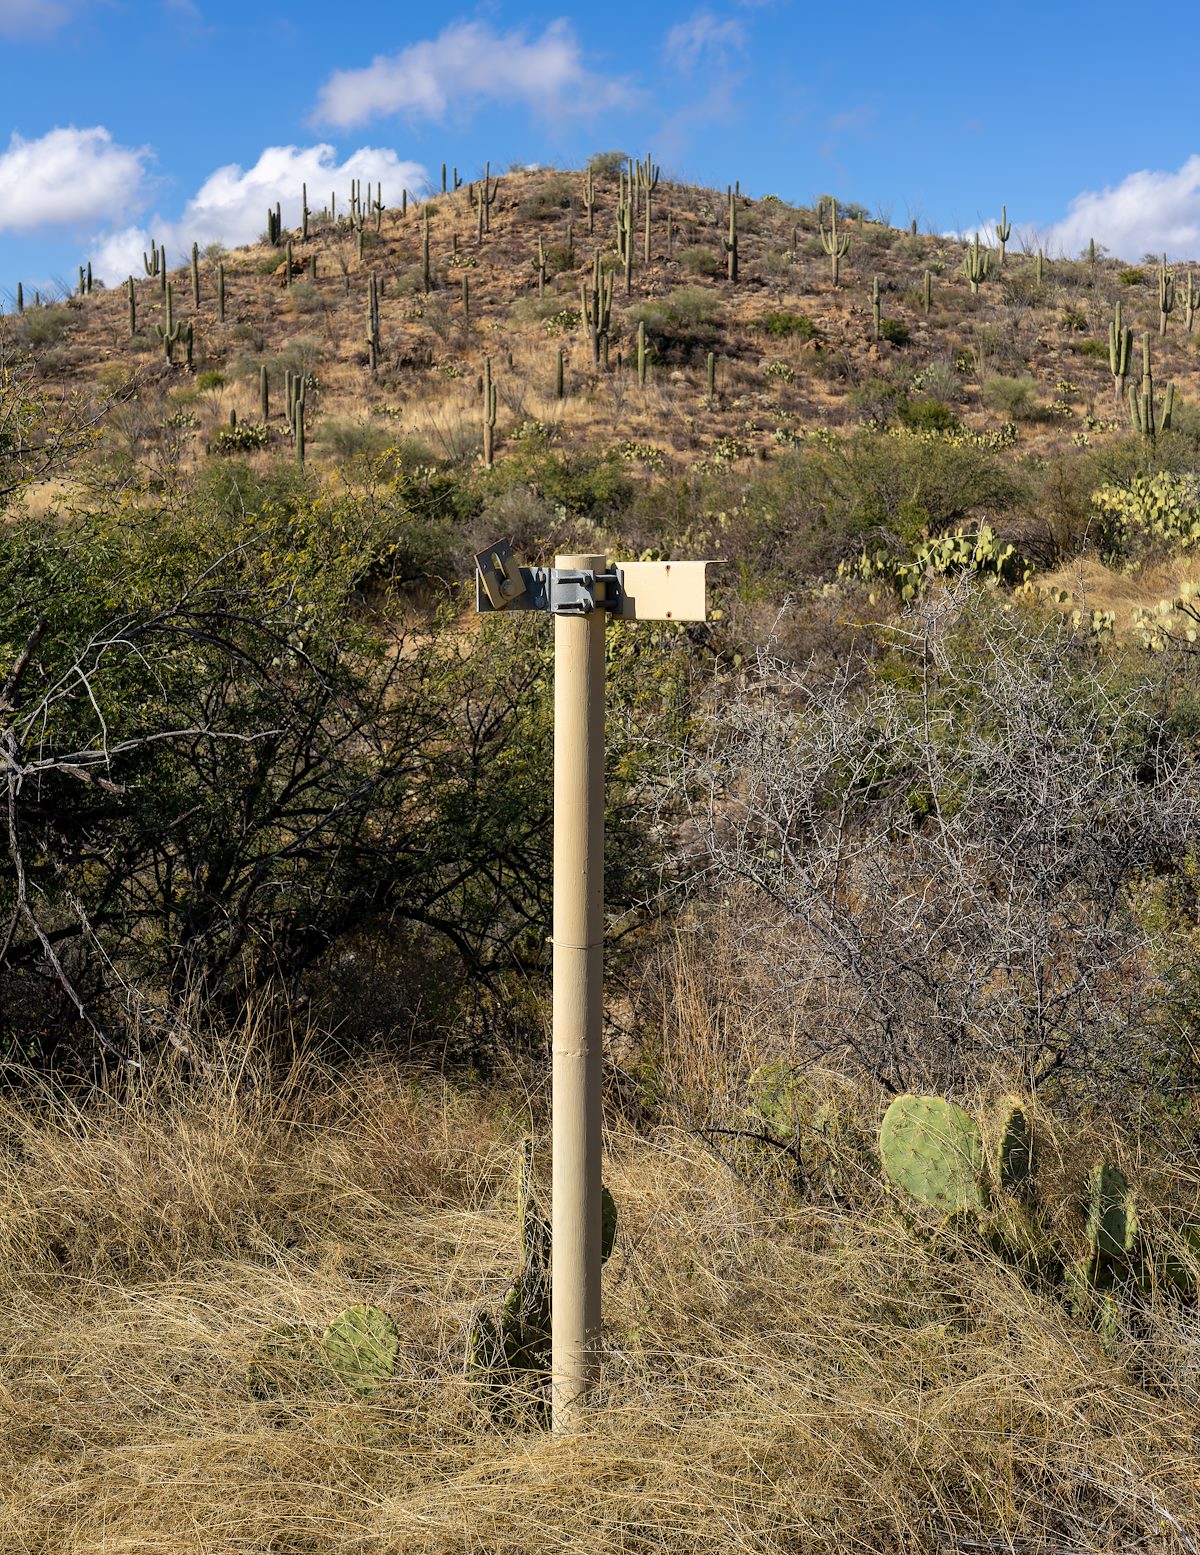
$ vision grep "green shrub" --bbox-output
[760,311,818,340]
[679,246,720,277]
[587,150,628,180]
[631,286,723,333]
[196,371,226,391]
[982,375,1039,421]
[519,176,576,220]
[20,307,73,348]
[319,417,393,462]
[1076,338,1108,359]
[879,318,910,346]
[898,397,959,433]
[1119,268,1145,286]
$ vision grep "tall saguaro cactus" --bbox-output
[962,232,989,295]
[127,276,136,337]
[1158,254,1175,336]
[481,355,497,467]
[580,251,613,365]
[583,164,597,235]
[1109,300,1132,407]
[1128,332,1157,442]
[1106,298,1131,407]
[155,280,180,362]
[995,204,1011,266]
[820,198,850,286]
[366,271,381,374]
[725,186,739,284]
[1183,271,1200,334]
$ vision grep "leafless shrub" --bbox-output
[689,588,1200,1103]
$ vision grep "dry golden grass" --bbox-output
[1044,554,1200,636]
[2,1036,1198,1555]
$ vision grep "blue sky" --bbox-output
[3,0,1200,301]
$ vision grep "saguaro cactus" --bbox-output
[479,161,500,233]
[583,164,597,235]
[143,239,160,278]
[1158,254,1175,335]
[1184,271,1200,333]
[555,345,565,399]
[725,186,738,283]
[481,355,497,467]
[267,203,282,246]
[260,363,269,421]
[191,242,200,307]
[820,198,850,286]
[995,204,1011,266]
[1128,331,1155,442]
[366,271,380,373]
[580,251,613,365]
[962,232,989,294]
[301,182,309,239]
[1109,300,1132,407]
[155,282,181,361]
[127,276,136,337]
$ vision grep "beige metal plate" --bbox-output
[610,561,709,622]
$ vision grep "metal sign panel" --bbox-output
[609,561,708,622]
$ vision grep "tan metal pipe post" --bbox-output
[551,552,607,1431]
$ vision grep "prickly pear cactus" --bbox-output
[321,1304,400,1395]
[1086,1162,1137,1277]
[601,1184,618,1264]
[879,1095,986,1215]
[996,1097,1034,1195]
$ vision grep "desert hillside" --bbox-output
[3,155,1200,1555]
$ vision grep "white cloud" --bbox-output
[0,0,70,36]
[1041,156,1200,262]
[0,127,151,232]
[663,10,745,71]
[89,142,427,283]
[312,18,631,129]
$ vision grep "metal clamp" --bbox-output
[475,544,625,616]
[547,569,621,616]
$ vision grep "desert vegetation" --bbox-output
[2,157,1200,1553]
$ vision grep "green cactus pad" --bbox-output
[601,1184,618,1264]
[880,1095,985,1215]
[996,1097,1034,1194]
[246,1323,324,1401]
[1086,1162,1137,1268]
[321,1304,400,1395]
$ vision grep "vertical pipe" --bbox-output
[551,552,607,1431]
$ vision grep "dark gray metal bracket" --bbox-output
[474,544,623,617]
